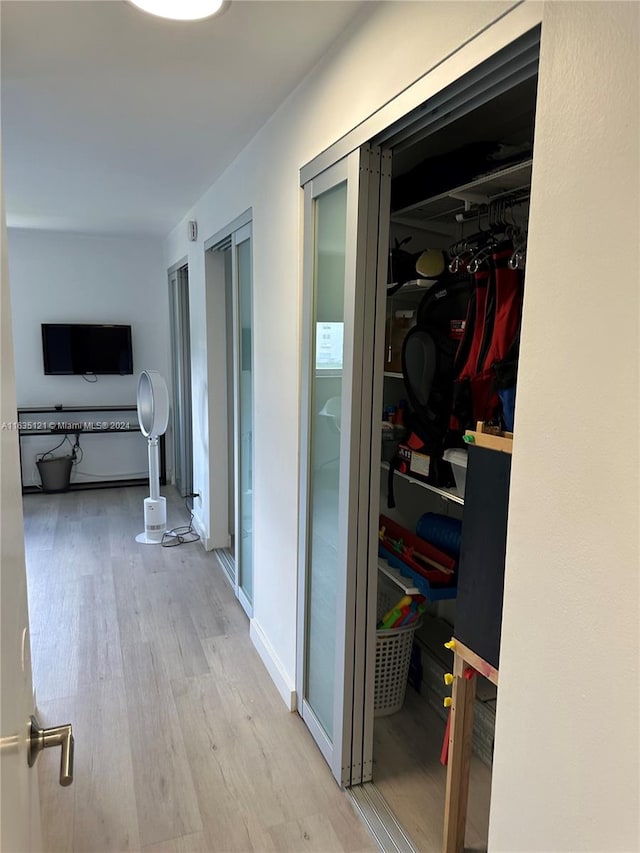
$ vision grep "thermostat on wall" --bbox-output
[188,220,198,241]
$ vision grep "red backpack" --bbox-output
[451,242,524,434]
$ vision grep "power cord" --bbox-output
[36,434,72,462]
[71,433,83,465]
[161,494,201,548]
[36,432,83,465]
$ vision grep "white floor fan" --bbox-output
[135,370,170,544]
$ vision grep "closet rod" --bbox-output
[454,191,530,223]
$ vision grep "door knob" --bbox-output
[28,715,74,786]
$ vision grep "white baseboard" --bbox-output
[191,510,213,550]
[250,619,297,712]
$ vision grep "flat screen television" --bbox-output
[41,324,133,375]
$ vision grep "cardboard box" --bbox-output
[384,311,415,372]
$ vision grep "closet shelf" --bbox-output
[379,546,457,602]
[386,279,437,294]
[391,158,533,228]
[381,461,464,506]
[378,558,420,595]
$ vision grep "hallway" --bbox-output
[24,486,376,853]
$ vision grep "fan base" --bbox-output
[135,531,166,545]
[135,496,167,545]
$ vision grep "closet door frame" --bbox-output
[359,150,393,783]
[299,2,542,185]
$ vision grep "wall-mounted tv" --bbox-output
[41,324,133,376]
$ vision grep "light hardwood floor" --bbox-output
[23,487,377,853]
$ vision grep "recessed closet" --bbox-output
[297,25,540,853]
[369,60,538,853]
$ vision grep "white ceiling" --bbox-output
[1,0,365,236]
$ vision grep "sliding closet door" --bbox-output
[169,266,193,498]
[231,223,254,611]
[208,218,254,614]
[298,145,385,786]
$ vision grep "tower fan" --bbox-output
[135,370,170,544]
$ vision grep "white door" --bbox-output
[297,145,388,786]
[0,159,43,851]
[1,162,73,850]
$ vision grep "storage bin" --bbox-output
[443,447,468,497]
[36,455,73,493]
[375,620,421,716]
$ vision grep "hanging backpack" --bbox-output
[387,276,471,507]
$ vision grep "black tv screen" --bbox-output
[42,324,133,375]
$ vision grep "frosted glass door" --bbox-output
[235,229,254,606]
[212,221,253,612]
[298,146,384,786]
[305,181,347,738]
[224,246,236,571]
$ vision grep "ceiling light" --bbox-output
[128,0,226,21]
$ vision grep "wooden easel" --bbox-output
[442,639,498,853]
[443,422,511,853]
[463,421,513,454]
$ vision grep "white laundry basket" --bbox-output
[374,621,421,716]
[375,577,421,716]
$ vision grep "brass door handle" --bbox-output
[28,715,74,786]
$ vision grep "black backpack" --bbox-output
[402,277,471,450]
[387,277,471,507]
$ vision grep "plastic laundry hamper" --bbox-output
[374,620,421,717]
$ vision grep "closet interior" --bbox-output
[369,72,538,850]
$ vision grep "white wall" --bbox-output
[489,3,639,851]
[163,0,639,847]
[165,0,516,703]
[8,229,172,487]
